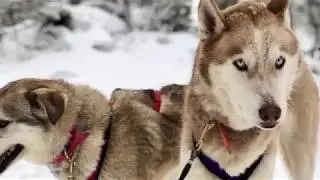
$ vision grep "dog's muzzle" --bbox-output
[258,103,281,129]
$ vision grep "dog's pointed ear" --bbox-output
[267,0,288,16]
[25,87,68,125]
[267,0,292,29]
[267,0,291,28]
[198,0,225,40]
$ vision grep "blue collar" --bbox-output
[198,151,263,180]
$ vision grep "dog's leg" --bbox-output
[280,66,319,180]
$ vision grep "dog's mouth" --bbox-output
[257,121,279,130]
[0,144,24,174]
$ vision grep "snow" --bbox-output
[0,3,319,180]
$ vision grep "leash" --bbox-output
[88,116,112,180]
[178,120,216,180]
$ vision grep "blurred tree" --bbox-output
[290,0,320,58]
[85,0,192,32]
[307,0,320,58]
[119,0,133,31]
[83,0,133,32]
[69,0,82,5]
[0,0,73,52]
[140,0,192,32]
[135,0,153,6]
[0,0,46,27]
[0,0,316,56]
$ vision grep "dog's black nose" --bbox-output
[259,103,281,122]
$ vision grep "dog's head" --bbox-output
[195,0,301,130]
[110,88,156,107]
[160,84,186,110]
[159,84,186,122]
[0,78,73,173]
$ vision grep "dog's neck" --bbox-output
[201,124,261,149]
[185,81,265,148]
[182,84,275,176]
[184,82,276,154]
[188,109,262,153]
[43,85,111,179]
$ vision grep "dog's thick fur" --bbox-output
[177,0,319,179]
[0,78,184,180]
[107,84,185,180]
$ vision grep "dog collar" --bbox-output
[52,116,112,180]
[194,123,262,180]
[179,121,238,180]
[198,150,263,180]
[52,125,89,164]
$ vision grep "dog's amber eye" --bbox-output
[275,56,286,69]
[233,58,248,72]
[0,120,10,128]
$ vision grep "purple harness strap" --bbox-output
[198,151,263,180]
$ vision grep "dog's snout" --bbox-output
[259,103,281,122]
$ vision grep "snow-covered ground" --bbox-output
[0,3,319,180]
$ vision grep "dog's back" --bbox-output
[104,84,185,180]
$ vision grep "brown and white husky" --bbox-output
[175,0,319,179]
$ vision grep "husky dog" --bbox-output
[178,0,319,180]
[108,84,185,180]
[0,78,184,180]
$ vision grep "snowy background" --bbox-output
[0,0,319,179]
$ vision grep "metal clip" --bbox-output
[67,161,76,180]
[177,119,216,180]
[195,120,215,151]
[64,149,76,180]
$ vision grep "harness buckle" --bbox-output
[64,148,76,180]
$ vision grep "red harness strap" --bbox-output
[51,126,99,179]
[153,90,162,112]
[52,126,89,164]
[216,123,232,153]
